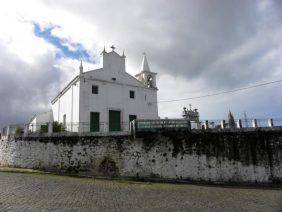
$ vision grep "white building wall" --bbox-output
[72,81,80,130]
[79,76,158,132]
[102,51,126,74]
[50,50,158,133]
[52,101,59,123]
[29,110,53,132]
[29,117,39,132]
[51,81,80,132]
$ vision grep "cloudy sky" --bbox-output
[0,0,281,128]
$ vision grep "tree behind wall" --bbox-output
[228,111,236,129]
[53,121,65,132]
[15,127,24,135]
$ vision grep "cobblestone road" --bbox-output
[0,172,281,211]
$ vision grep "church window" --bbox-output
[130,90,135,99]
[92,85,98,94]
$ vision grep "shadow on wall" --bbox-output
[98,157,119,177]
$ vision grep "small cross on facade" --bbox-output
[110,45,116,51]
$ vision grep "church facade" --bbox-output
[51,47,158,132]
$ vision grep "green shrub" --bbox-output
[40,125,48,133]
[53,121,65,132]
[15,127,24,135]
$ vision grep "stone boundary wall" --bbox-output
[0,129,281,184]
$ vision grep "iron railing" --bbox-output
[1,118,282,138]
[134,118,282,131]
[1,122,131,137]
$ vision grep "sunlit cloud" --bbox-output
[0,0,281,128]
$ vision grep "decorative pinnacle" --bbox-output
[100,46,107,55]
[79,60,83,74]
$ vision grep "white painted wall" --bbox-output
[51,50,158,132]
[79,75,158,132]
[29,110,53,132]
[102,51,126,74]
[79,51,158,132]
[51,80,80,132]
[0,135,280,184]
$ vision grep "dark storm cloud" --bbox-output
[139,0,280,89]
[0,43,61,128]
[0,0,281,128]
[43,0,281,90]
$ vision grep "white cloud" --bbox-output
[0,0,281,128]
[54,57,98,89]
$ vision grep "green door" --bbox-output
[129,115,137,122]
[109,110,121,131]
[90,112,100,132]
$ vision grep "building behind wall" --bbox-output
[51,47,159,132]
[29,110,53,132]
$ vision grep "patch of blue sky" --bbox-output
[33,23,93,63]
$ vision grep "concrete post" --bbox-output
[6,125,10,137]
[104,123,108,132]
[268,118,274,127]
[252,119,258,128]
[204,120,209,130]
[132,120,136,139]
[221,120,226,129]
[24,124,29,136]
[48,122,53,135]
[129,121,133,133]
[237,119,242,129]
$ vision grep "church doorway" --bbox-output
[129,115,137,122]
[90,112,100,132]
[109,110,121,131]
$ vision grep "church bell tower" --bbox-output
[135,53,157,88]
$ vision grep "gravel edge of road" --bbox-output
[0,166,281,190]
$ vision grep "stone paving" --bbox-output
[0,172,281,211]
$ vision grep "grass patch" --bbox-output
[0,167,281,190]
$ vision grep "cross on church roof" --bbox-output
[110,45,116,51]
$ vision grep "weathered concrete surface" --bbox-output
[0,129,281,184]
[0,171,281,211]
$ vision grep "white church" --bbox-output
[30,46,158,133]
